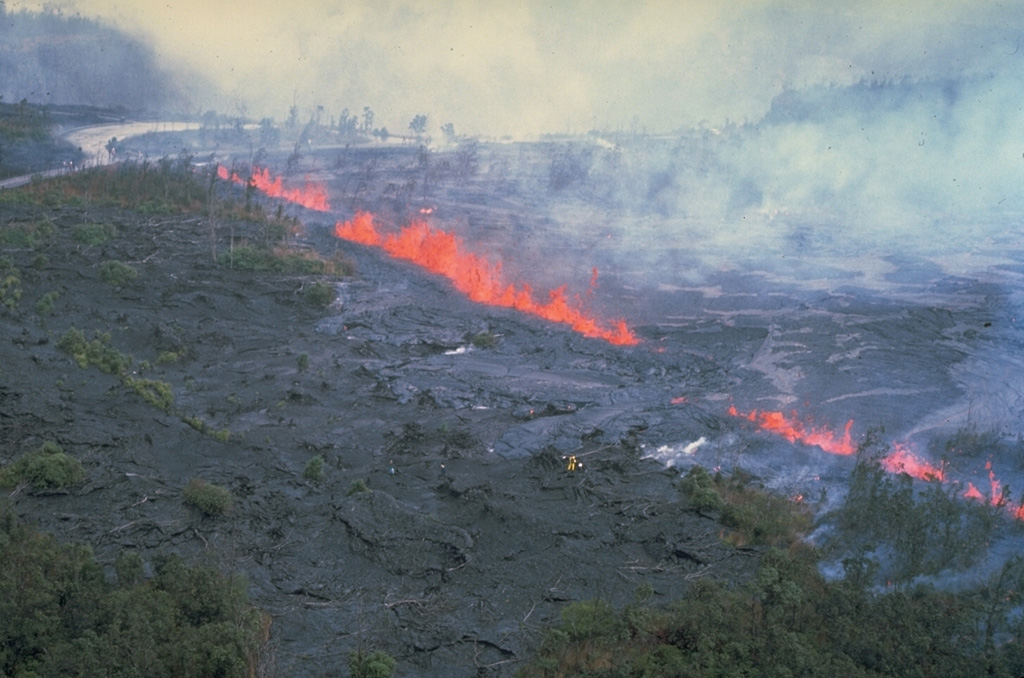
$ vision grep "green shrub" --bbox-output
[0,219,55,247]
[303,455,325,481]
[57,328,132,375]
[155,350,180,364]
[35,290,59,314]
[0,256,21,310]
[183,478,233,516]
[679,465,724,513]
[0,440,85,490]
[347,478,370,496]
[304,281,336,307]
[349,649,396,678]
[124,377,174,412]
[70,223,117,246]
[99,260,138,286]
[470,331,497,349]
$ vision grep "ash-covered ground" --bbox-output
[3,132,1024,676]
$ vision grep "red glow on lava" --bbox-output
[217,165,330,211]
[727,406,855,455]
[880,443,944,482]
[671,396,688,404]
[334,212,638,346]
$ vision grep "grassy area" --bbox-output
[0,99,51,143]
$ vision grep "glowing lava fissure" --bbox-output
[334,212,639,346]
[217,165,330,212]
[727,406,855,455]
[727,405,1024,520]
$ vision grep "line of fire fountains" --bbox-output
[727,405,1024,520]
[221,164,1021,521]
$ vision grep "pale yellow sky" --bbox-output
[7,0,1023,135]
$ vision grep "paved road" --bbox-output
[0,120,201,190]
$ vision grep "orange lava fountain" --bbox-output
[217,165,330,211]
[879,443,944,482]
[728,402,1024,521]
[334,212,638,346]
[727,406,855,455]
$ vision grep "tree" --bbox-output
[440,122,456,142]
[362,106,374,133]
[409,114,427,138]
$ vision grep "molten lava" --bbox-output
[334,212,638,345]
[880,443,944,482]
[727,406,855,455]
[217,165,330,212]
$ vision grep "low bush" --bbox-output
[0,440,84,490]
[183,478,233,516]
[57,327,132,376]
[125,376,174,412]
[99,260,138,286]
[0,256,21,311]
[70,222,117,246]
[470,331,497,349]
[347,478,370,496]
[304,281,336,307]
[35,290,59,314]
[349,649,396,678]
[0,219,55,247]
[303,455,325,482]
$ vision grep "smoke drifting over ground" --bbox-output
[12,1,1024,136]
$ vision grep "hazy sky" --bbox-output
[8,0,1024,136]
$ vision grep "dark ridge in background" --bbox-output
[0,7,192,111]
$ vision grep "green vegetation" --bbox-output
[156,350,181,364]
[304,280,337,307]
[71,222,118,246]
[816,427,1008,585]
[99,259,138,286]
[347,478,370,496]
[470,331,497,349]
[124,376,175,412]
[0,440,84,490]
[297,352,310,371]
[35,290,59,314]
[523,463,1024,678]
[183,478,233,516]
[349,649,396,678]
[182,416,231,442]
[0,256,21,311]
[1,156,207,213]
[56,327,180,414]
[679,465,811,547]
[219,244,352,276]
[57,327,131,375]
[521,547,1024,677]
[303,454,325,482]
[0,502,268,677]
[0,99,51,143]
[0,219,56,247]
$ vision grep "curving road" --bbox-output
[0,120,200,190]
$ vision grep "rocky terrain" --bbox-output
[3,129,1024,676]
